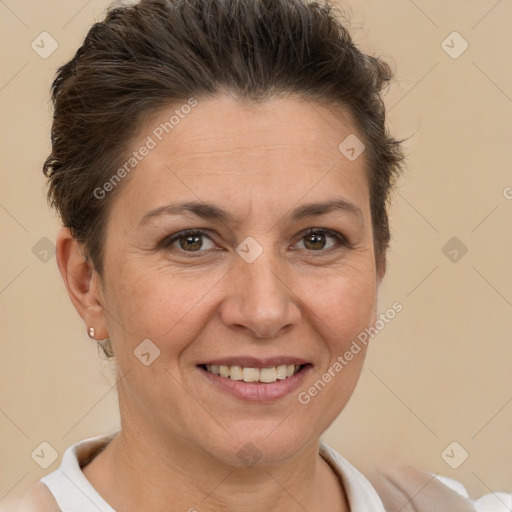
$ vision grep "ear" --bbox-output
[55,227,109,340]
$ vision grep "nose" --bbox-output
[219,250,301,339]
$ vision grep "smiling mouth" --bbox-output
[199,364,309,383]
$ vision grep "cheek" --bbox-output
[295,272,374,427]
[303,265,377,344]
[102,262,224,350]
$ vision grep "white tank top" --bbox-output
[40,431,118,511]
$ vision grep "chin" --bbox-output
[200,420,316,468]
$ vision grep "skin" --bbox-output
[53,93,384,512]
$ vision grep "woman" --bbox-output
[12,0,501,510]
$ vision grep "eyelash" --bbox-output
[159,228,351,257]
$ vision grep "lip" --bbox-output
[198,356,310,367]
[197,363,313,402]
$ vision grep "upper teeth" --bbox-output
[205,364,301,383]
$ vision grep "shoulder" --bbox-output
[0,482,60,512]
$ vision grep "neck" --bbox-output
[83,423,349,512]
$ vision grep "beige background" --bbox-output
[1,0,511,505]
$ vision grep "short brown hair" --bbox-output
[44,0,406,285]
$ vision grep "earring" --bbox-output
[88,327,95,339]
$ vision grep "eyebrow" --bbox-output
[139,198,364,228]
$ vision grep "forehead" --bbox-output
[112,94,370,224]
[141,93,360,162]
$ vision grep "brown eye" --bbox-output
[161,229,216,253]
[295,229,348,252]
[303,231,328,250]
[177,233,204,251]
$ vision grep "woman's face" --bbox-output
[93,94,381,465]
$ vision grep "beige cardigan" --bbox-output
[321,442,478,511]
